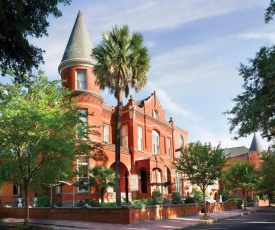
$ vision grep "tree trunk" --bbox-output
[24,183,29,225]
[268,193,272,207]
[203,188,207,218]
[242,188,247,211]
[115,89,123,206]
[101,187,105,203]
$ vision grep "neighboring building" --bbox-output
[0,11,188,207]
[223,133,264,168]
[218,133,264,199]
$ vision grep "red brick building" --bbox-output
[223,133,264,169]
[0,11,188,207]
[218,133,264,199]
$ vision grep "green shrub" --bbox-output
[77,200,85,207]
[88,199,101,207]
[192,187,203,203]
[184,196,197,204]
[152,189,163,205]
[101,202,117,207]
[36,195,51,207]
[143,199,153,205]
[247,202,254,207]
[131,199,145,207]
[14,224,43,229]
[77,199,101,207]
[171,191,182,204]
[131,199,152,206]
[254,195,260,201]
[227,198,242,209]
[219,190,231,201]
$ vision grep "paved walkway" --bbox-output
[0,207,263,230]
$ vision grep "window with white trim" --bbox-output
[167,138,171,158]
[164,166,168,194]
[153,109,159,120]
[152,168,162,191]
[13,185,20,196]
[103,124,110,143]
[121,125,128,147]
[175,171,182,195]
[55,186,61,194]
[76,109,88,139]
[179,135,184,148]
[152,130,160,155]
[77,157,89,192]
[137,126,143,151]
[76,70,87,90]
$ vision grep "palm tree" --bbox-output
[89,166,116,203]
[92,25,150,205]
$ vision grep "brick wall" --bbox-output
[0,204,201,224]
[207,201,238,213]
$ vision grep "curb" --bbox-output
[180,209,258,229]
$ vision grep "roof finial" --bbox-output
[78,10,82,16]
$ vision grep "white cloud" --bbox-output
[86,0,264,32]
[236,32,275,43]
[147,81,193,118]
[27,0,271,153]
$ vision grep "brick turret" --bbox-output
[58,11,103,141]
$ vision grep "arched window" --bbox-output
[152,130,160,155]
[152,168,162,191]
[179,135,184,148]
[163,166,168,194]
[153,109,159,120]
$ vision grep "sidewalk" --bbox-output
[0,207,262,230]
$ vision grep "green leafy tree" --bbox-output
[265,0,275,23]
[92,25,150,206]
[0,0,71,80]
[0,71,103,225]
[222,161,258,211]
[89,165,116,203]
[224,46,275,141]
[257,149,275,206]
[173,141,227,218]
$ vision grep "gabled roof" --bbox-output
[249,133,264,152]
[135,94,152,108]
[223,146,249,158]
[60,10,94,64]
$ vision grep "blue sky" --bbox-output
[32,0,274,150]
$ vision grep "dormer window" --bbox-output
[76,70,87,89]
[153,109,159,120]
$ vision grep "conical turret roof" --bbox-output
[249,133,264,152]
[58,11,95,73]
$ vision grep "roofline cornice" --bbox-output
[72,89,104,102]
[58,58,96,74]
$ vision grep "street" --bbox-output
[191,207,275,229]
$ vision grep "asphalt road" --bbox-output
[191,207,275,229]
